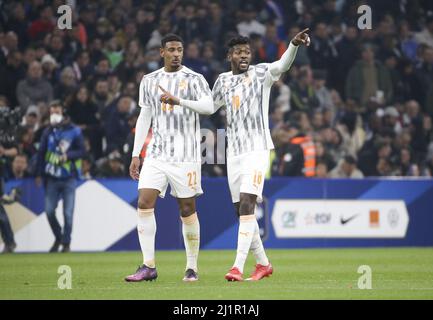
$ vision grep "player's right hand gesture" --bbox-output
[129,156,141,180]
[291,28,311,47]
[159,85,180,106]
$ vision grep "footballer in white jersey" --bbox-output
[217,29,311,281]
[125,34,213,283]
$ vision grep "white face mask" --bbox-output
[50,113,63,125]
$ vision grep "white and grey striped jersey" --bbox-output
[212,63,279,157]
[138,66,211,162]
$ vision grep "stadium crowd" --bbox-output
[1,0,433,179]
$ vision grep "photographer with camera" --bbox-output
[0,199,17,254]
[35,100,85,253]
[0,139,19,254]
[1,169,18,254]
[0,99,20,253]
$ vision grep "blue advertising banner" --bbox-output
[2,178,433,252]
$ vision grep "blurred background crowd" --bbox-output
[1,0,433,179]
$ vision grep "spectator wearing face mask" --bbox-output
[35,100,85,253]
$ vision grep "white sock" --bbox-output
[250,220,269,266]
[181,213,200,272]
[233,215,256,273]
[137,208,156,268]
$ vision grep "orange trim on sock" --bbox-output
[138,208,154,217]
[239,214,256,222]
[181,212,198,225]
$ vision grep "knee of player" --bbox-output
[178,202,196,217]
[238,200,255,216]
[137,197,155,210]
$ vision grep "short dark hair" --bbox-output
[316,160,328,168]
[344,155,357,165]
[227,36,250,51]
[161,34,184,48]
[49,100,64,109]
[15,153,28,160]
[249,33,262,41]
[361,42,377,53]
[75,50,89,60]
[97,55,110,64]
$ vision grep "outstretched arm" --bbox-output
[179,96,217,115]
[269,28,311,77]
[158,85,217,115]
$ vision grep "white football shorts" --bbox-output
[227,150,270,203]
[138,158,203,199]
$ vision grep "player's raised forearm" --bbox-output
[269,28,310,77]
[269,43,299,76]
[179,95,216,115]
[132,107,151,157]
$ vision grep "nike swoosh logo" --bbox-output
[340,214,359,225]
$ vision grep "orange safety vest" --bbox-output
[258,41,287,61]
[290,136,316,177]
[141,129,152,158]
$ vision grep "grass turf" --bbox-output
[1,248,433,300]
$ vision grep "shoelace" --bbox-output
[230,267,240,274]
[253,265,267,275]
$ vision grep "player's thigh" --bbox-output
[138,158,168,205]
[167,162,203,199]
[239,150,270,202]
[227,155,242,203]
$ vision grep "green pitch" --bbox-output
[1,248,433,300]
